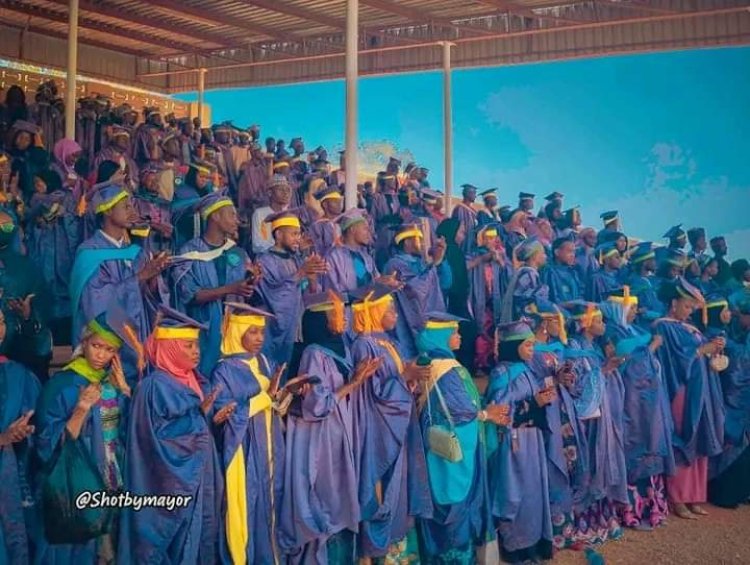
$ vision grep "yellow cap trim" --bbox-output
[201,199,233,219]
[394,227,423,245]
[95,190,128,214]
[352,293,392,312]
[319,191,343,203]
[130,227,151,238]
[228,314,266,328]
[484,228,498,238]
[271,217,301,231]
[706,300,728,309]
[193,165,211,176]
[425,320,459,330]
[154,327,200,340]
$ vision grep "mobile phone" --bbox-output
[544,376,555,389]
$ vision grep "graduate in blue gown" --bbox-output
[654,278,725,520]
[210,303,286,565]
[35,313,131,564]
[0,309,41,565]
[256,210,326,370]
[575,228,600,286]
[526,304,590,550]
[280,292,375,564]
[308,186,343,257]
[415,312,498,564]
[541,236,583,304]
[476,188,500,227]
[25,169,80,332]
[564,301,627,543]
[700,298,750,508]
[172,192,254,375]
[500,238,550,322]
[383,224,451,359]
[172,161,214,251]
[485,320,555,563]
[348,285,433,560]
[370,173,403,269]
[118,307,222,564]
[625,242,664,327]
[654,224,688,266]
[587,241,623,302]
[69,183,169,387]
[599,289,674,529]
[450,184,479,255]
[323,209,380,294]
[500,208,530,260]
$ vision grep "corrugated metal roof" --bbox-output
[0,0,746,92]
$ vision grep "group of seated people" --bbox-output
[0,105,749,565]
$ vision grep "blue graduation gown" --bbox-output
[34,369,128,564]
[0,360,41,565]
[173,237,249,375]
[350,335,432,557]
[625,273,664,327]
[501,266,550,321]
[451,203,477,255]
[485,362,553,555]
[468,250,511,326]
[383,253,450,359]
[541,262,583,305]
[654,319,725,466]
[586,268,621,303]
[211,354,284,565]
[417,358,493,558]
[118,370,222,564]
[278,345,360,563]
[69,231,155,386]
[257,250,305,369]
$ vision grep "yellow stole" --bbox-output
[225,356,278,565]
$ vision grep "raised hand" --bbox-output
[269,363,287,397]
[201,385,222,415]
[0,410,35,446]
[213,401,237,425]
[534,386,557,407]
[484,404,510,426]
[77,384,102,412]
[138,252,170,282]
[7,294,34,321]
[353,358,382,384]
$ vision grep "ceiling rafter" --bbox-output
[475,0,586,25]
[360,0,498,37]
[2,1,207,52]
[43,0,234,47]
[593,0,680,16]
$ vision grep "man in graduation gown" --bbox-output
[476,187,500,227]
[69,183,169,387]
[655,224,687,265]
[518,191,535,213]
[451,184,478,254]
[688,227,708,261]
[92,126,139,192]
[172,161,215,251]
[213,123,239,198]
[370,172,403,269]
[597,210,621,245]
[587,241,624,302]
[382,224,450,358]
[308,186,343,256]
[237,146,271,220]
[625,242,664,326]
[541,236,584,304]
[500,238,550,322]
[132,108,163,168]
[251,176,292,256]
[172,193,255,375]
[711,236,733,286]
[502,208,530,258]
[257,210,327,369]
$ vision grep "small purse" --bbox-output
[710,353,729,372]
[426,381,463,463]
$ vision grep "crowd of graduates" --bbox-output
[0,81,749,565]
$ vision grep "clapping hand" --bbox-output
[353,358,382,384]
[484,404,510,426]
[201,385,222,415]
[213,401,237,425]
[0,410,35,446]
[7,294,34,321]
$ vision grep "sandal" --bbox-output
[688,504,709,516]
[671,503,697,520]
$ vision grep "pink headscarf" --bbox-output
[145,335,204,399]
[53,139,82,174]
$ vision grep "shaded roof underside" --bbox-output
[0,0,748,92]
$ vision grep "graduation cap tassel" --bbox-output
[328,290,346,334]
[76,195,87,217]
[122,323,146,378]
[558,311,568,345]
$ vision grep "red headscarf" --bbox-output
[145,335,203,399]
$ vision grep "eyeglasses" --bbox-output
[0,222,16,233]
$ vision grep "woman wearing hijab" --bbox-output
[118,307,222,564]
[51,138,85,203]
[280,292,379,564]
[526,304,590,550]
[599,289,674,530]
[416,312,501,564]
[26,169,80,343]
[8,120,49,202]
[133,165,173,253]
[349,285,433,562]
[485,320,555,563]
[34,312,131,564]
[210,302,285,565]
[499,238,550,322]
[172,162,214,250]
[564,301,627,544]
[697,298,750,509]
[0,308,41,565]
[654,278,726,520]
[436,218,478,372]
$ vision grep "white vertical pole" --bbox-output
[65,0,79,139]
[442,41,455,215]
[197,68,207,124]
[344,0,359,210]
